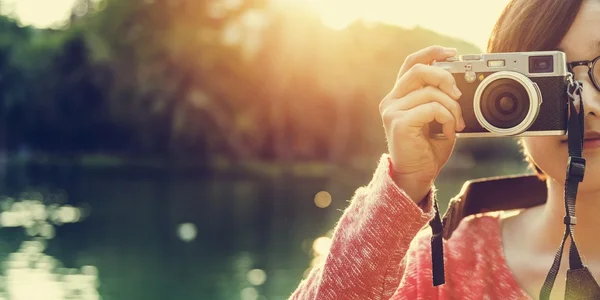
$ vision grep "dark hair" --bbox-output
[486,0,585,180]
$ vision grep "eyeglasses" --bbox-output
[567,54,600,92]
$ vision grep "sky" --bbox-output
[1,0,78,28]
[2,0,512,51]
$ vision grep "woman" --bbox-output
[289,0,600,299]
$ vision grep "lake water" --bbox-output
[0,154,528,300]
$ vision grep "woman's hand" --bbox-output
[379,45,465,204]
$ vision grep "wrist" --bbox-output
[391,173,433,204]
[387,157,434,204]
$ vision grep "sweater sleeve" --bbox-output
[288,153,437,300]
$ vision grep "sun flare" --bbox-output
[272,0,512,51]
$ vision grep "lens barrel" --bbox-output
[474,71,541,135]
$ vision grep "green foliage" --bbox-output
[0,0,520,167]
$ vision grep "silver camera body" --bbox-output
[430,51,569,138]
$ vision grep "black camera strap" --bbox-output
[430,198,444,286]
[539,76,600,300]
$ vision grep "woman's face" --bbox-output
[521,0,600,190]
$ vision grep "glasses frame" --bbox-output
[567,54,600,92]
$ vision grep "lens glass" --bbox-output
[480,78,530,129]
[594,59,600,89]
[529,55,554,73]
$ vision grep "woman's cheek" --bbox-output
[521,136,568,182]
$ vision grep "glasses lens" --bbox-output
[594,60,600,89]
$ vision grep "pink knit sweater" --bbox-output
[288,154,532,300]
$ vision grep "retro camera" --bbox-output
[430,51,569,138]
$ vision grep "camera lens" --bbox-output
[474,71,540,135]
[529,55,554,73]
[480,78,530,129]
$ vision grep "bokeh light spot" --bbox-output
[0,211,22,227]
[40,223,56,239]
[246,269,267,286]
[312,236,332,256]
[240,287,259,300]
[56,205,80,223]
[177,223,197,242]
[81,266,99,277]
[310,255,325,268]
[313,191,331,208]
[31,202,47,221]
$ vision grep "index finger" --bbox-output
[389,64,460,100]
[397,45,457,78]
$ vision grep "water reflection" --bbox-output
[0,197,99,300]
[1,161,387,300]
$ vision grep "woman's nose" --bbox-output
[581,77,600,117]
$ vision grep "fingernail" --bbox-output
[453,85,462,98]
[460,119,466,130]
